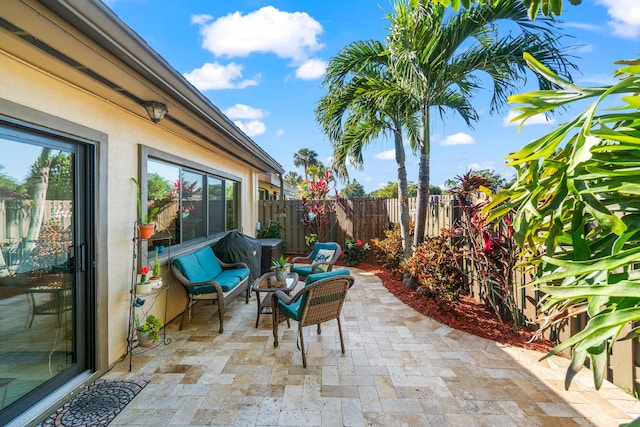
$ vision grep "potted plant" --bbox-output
[270,255,291,282]
[131,177,159,239]
[149,251,162,289]
[135,267,151,294]
[135,314,163,347]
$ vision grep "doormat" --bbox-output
[37,378,149,427]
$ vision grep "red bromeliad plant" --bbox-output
[450,171,522,334]
[299,170,336,244]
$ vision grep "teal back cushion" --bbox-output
[174,246,222,283]
[305,269,350,286]
[312,242,336,258]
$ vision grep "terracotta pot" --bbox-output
[139,224,154,239]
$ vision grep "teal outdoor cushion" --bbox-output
[173,246,246,294]
[279,270,350,322]
[278,298,302,321]
[215,268,250,291]
[305,269,350,285]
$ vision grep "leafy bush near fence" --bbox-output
[342,238,370,266]
[371,222,411,276]
[403,231,465,307]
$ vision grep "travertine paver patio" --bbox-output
[104,267,640,426]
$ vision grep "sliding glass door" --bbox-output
[0,123,92,421]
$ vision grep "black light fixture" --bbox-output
[142,101,168,123]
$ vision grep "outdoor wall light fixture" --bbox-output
[142,101,168,123]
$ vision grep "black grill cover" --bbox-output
[213,231,261,284]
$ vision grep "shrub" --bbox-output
[258,219,283,239]
[342,238,370,266]
[371,224,404,275]
[403,230,465,308]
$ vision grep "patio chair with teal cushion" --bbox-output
[290,242,341,280]
[171,245,250,333]
[271,274,354,367]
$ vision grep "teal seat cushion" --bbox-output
[291,265,314,277]
[215,268,250,292]
[278,298,302,321]
[305,269,350,285]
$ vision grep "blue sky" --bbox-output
[105,0,640,193]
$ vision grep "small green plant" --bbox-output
[305,233,318,247]
[403,231,465,308]
[342,238,370,266]
[258,220,283,239]
[152,251,160,278]
[131,177,159,224]
[135,314,164,341]
[270,255,291,272]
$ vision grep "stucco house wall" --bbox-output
[0,2,282,420]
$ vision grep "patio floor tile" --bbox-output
[105,267,640,426]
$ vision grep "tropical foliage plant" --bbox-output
[403,230,466,307]
[487,54,640,390]
[299,170,336,243]
[450,172,522,334]
[371,223,407,276]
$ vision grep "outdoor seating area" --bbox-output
[103,267,640,426]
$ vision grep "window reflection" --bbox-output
[146,158,240,248]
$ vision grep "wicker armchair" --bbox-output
[290,242,341,280]
[271,274,354,367]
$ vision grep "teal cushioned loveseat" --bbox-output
[172,245,250,333]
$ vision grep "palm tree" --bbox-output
[386,0,576,246]
[317,39,420,259]
[293,148,320,180]
[283,171,303,188]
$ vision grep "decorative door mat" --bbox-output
[37,378,149,427]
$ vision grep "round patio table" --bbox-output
[251,272,298,328]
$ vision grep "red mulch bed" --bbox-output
[347,261,556,354]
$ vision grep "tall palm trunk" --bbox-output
[393,124,411,259]
[24,148,51,253]
[414,106,430,247]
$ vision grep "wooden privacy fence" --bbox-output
[257,195,457,258]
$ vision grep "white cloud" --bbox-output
[580,74,618,86]
[234,120,266,137]
[503,111,555,126]
[373,149,396,160]
[295,58,327,80]
[183,62,259,90]
[191,14,213,25]
[573,44,593,54]
[596,0,640,39]
[441,132,475,146]
[194,6,324,64]
[224,104,266,120]
[276,129,285,136]
[563,22,602,32]
[467,162,495,171]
